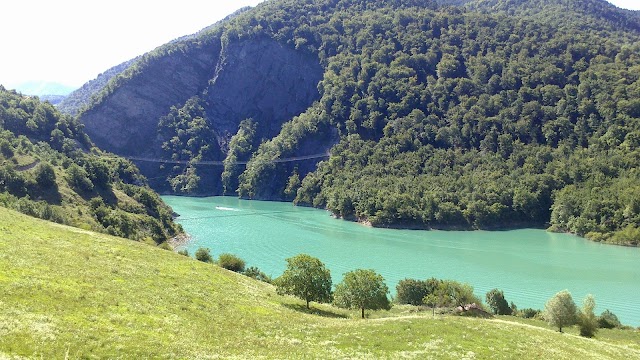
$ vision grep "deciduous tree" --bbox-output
[544,290,577,332]
[333,269,391,318]
[275,254,332,309]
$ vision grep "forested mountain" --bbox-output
[0,86,182,244]
[76,0,640,245]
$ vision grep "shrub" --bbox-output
[194,247,213,263]
[486,289,512,315]
[519,308,541,319]
[598,309,621,329]
[578,295,598,338]
[66,163,93,192]
[396,278,429,306]
[177,249,189,256]
[218,253,246,272]
[0,139,13,157]
[158,242,172,250]
[35,162,56,188]
[244,266,272,283]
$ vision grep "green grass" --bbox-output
[1,208,639,359]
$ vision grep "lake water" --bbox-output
[163,196,640,326]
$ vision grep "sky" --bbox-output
[0,0,638,90]
[0,0,266,89]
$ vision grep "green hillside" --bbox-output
[0,86,181,244]
[1,207,639,359]
[73,0,640,244]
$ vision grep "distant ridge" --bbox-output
[10,81,76,96]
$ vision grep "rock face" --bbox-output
[205,38,323,150]
[79,36,323,159]
[79,39,222,155]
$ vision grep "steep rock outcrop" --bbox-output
[205,38,323,150]
[79,40,221,155]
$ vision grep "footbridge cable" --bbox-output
[110,152,330,166]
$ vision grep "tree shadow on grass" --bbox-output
[282,303,348,319]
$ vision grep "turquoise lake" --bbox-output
[162,195,640,326]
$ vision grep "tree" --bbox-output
[275,254,332,309]
[578,294,598,338]
[544,290,577,332]
[195,247,213,263]
[423,281,449,317]
[486,289,512,315]
[423,293,439,317]
[333,269,391,318]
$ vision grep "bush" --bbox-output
[396,278,430,306]
[177,249,189,256]
[519,308,541,319]
[66,163,93,192]
[195,247,213,263]
[35,162,56,188]
[598,309,621,329]
[218,253,246,272]
[244,266,272,283]
[0,139,13,157]
[486,289,512,315]
[578,295,598,338]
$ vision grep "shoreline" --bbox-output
[168,232,192,249]
[163,195,638,248]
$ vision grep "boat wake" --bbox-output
[215,206,241,212]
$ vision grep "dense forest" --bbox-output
[0,86,182,244]
[74,0,640,245]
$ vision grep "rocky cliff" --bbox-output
[77,29,324,194]
[204,38,323,151]
[79,39,221,156]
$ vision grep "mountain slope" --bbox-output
[1,207,639,359]
[76,0,640,243]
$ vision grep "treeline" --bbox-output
[0,87,182,244]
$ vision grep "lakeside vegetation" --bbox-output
[1,207,639,359]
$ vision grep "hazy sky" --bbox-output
[0,0,637,89]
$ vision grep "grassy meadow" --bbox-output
[1,208,639,359]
